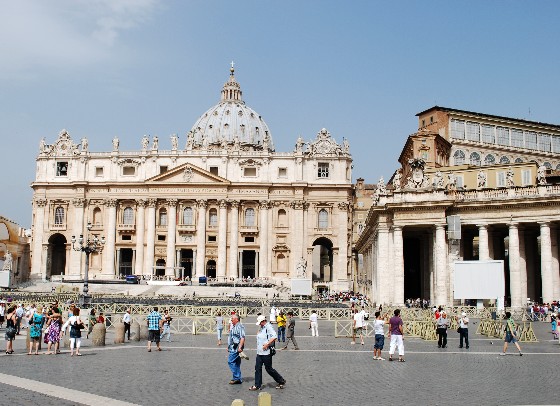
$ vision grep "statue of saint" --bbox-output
[393,169,402,191]
[81,137,88,152]
[433,171,444,189]
[233,135,240,151]
[477,169,487,188]
[112,136,119,151]
[152,136,159,151]
[171,134,179,150]
[141,135,149,151]
[39,138,46,153]
[537,165,547,185]
[295,136,304,153]
[506,167,515,187]
[343,138,350,154]
[295,257,307,278]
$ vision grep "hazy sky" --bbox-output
[1,1,559,227]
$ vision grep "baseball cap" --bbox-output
[256,315,267,325]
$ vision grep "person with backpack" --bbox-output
[62,307,85,356]
[500,311,523,356]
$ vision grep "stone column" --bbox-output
[290,200,304,276]
[258,200,270,279]
[477,224,490,260]
[376,224,390,305]
[165,199,178,276]
[217,199,228,281]
[69,198,86,277]
[195,199,207,278]
[103,198,117,277]
[508,223,522,308]
[134,199,146,275]
[435,224,447,306]
[519,226,528,307]
[337,202,349,285]
[540,222,554,303]
[31,199,48,279]
[392,225,404,305]
[144,199,157,276]
[551,226,560,301]
[228,201,239,279]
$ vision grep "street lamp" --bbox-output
[71,221,105,307]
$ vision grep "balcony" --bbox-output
[239,225,259,235]
[177,224,196,234]
[50,223,66,231]
[117,224,135,233]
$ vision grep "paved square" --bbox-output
[1,318,558,406]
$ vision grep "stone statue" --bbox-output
[2,251,12,271]
[39,138,46,153]
[220,135,229,150]
[233,135,240,151]
[447,173,457,190]
[201,133,208,148]
[295,257,307,278]
[262,133,270,151]
[537,165,547,185]
[376,177,386,195]
[295,136,304,153]
[186,131,194,149]
[141,135,150,151]
[343,137,350,154]
[112,136,119,151]
[81,137,88,152]
[171,134,179,151]
[506,167,515,187]
[152,136,159,151]
[393,169,402,191]
[477,169,487,188]
[433,171,444,189]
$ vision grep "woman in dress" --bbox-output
[45,304,62,354]
[28,306,45,355]
[62,307,84,356]
[5,305,17,354]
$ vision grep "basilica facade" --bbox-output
[30,68,353,292]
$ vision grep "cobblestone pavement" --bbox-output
[1,318,558,406]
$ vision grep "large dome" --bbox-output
[189,67,274,151]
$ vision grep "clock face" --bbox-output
[315,140,330,154]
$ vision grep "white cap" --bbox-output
[256,315,267,325]
[461,312,467,317]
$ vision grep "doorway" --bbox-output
[241,250,256,279]
[47,233,67,278]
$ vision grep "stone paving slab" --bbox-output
[0,318,558,406]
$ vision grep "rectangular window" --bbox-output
[525,131,537,150]
[497,172,506,187]
[159,166,168,174]
[278,167,287,178]
[450,119,465,139]
[318,163,329,178]
[56,162,68,176]
[244,236,254,243]
[456,175,464,189]
[496,127,510,146]
[511,129,524,148]
[481,125,495,144]
[157,235,166,241]
[551,136,560,153]
[123,166,136,176]
[208,235,216,242]
[538,133,551,152]
[95,167,104,177]
[243,167,257,177]
[466,122,480,142]
[122,235,132,241]
[522,169,532,186]
[209,166,219,176]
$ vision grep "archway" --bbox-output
[206,259,216,278]
[312,237,333,282]
[47,233,67,278]
[155,259,166,276]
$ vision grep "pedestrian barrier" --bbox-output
[476,319,538,342]
[334,320,437,340]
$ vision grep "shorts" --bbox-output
[504,332,517,343]
[354,327,363,335]
[374,334,385,349]
[148,330,161,343]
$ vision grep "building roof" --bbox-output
[416,106,560,130]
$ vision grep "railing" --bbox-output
[334,320,438,340]
[476,319,538,342]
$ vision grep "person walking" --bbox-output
[28,305,44,355]
[269,306,277,325]
[249,315,286,391]
[45,302,62,355]
[373,311,386,360]
[87,308,97,339]
[160,309,172,342]
[281,311,298,350]
[61,307,84,356]
[352,308,365,345]
[457,312,470,349]
[276,311,286,343]
[309,310,319,337]
[122,309,132,341]
[146,306,163,352]
[4,305,17,354]
[500,311,523,356]
[388,308,405,362]
[436,311,450,348]
[15,304,24,335]
[227,314,246,385]
[216,312,225,346]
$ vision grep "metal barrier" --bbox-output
[334,320,437,340]
[476,319,538,342]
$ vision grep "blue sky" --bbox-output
[1,1,559,227]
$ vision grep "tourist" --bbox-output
[457,312,470,349]
[62,306,84,356]
[216,312,225,346]
[269,306,277,325]
[436,311,450,348]
[4,305,16,354]
[160,309,172,342]
[0,301,5,328]
[87,308,97,339]
[501,311,523,356]
[276,311,286,342]
[281,311,298,350]
[146,306,163,352]
[28,305,44,355]
[122,309,132,341]
[249,315,286,391]
[373,311,386,360]
[45,302,62,355]
[551,314,558,339]
[15,303,24,335]
[352,308,365,345]
[227,313,246,385]
[388,308,405,362]
[97,312,105,325]
[309,310,319,337]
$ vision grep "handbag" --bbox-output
[456,327,461,333]
[266,326,276,356]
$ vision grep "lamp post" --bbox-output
[71,221,105,307]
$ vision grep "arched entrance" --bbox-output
[47,233,67,278]
[206,260,216,278]
[312,237,333,282]
[155,259,166,276]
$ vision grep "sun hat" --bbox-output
[255,315,267,325]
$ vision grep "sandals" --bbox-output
[249,386,261,391]
[276,380,286,389]
[398,358,406,362]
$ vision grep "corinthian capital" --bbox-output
[146,198,157,208]
[290,200,305,210]
[196,199,207,208]
[166,198,178,207]
[259,200,271,209]
[104,198,118,207]
[72,198,86,207]
[219,199,228,209]
[35,198,48,207]
[229,200,240,208]
[337,202,349,211]
[136,199,147,207]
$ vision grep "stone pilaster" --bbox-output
[217,199,228,280]
[69,198,86,277]
[228,200,239,279]
[134,199,146,275]
[258,200,270,279]
[165,199,178,276]
[435,224,447,306]
[392,225,404,305]
[477,224,490,260]
[337,202,350,287]
[508,223,522,308]
[290,200,305,277]
[102,198,117,277]
[144,199,157,276]
[540,222,554,303]
[31,198,48,279]
[195,199,207,278]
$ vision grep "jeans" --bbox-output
[436,328,447,347]
[160,324,171,342]
[124,322,131,340]
[254,354,284,388]
[217,327,223,341]
[277,326,285,342]
[228,351,242,381]
[459,328,469,348]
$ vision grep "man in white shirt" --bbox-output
[352,308,365,345]
[309,310,319,337]
[122,309,132,341]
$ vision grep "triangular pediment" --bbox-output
[146,163,230,185]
